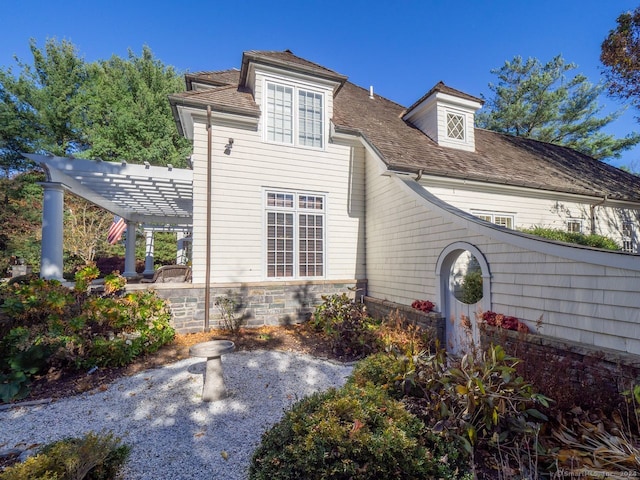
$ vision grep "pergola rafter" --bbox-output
[23,154,194,280]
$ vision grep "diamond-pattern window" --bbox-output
[447,112,465,140]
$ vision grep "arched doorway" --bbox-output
[435,242,491,355]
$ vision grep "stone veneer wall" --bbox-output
[364,296,445,347]
[127,280,366,334]
[481,326,640,412]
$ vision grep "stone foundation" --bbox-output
[128,279,366,334]
[363,296,445,347]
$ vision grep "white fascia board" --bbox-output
[177,106,260,139]
[192,110,259,131]
[419,174,640,208]
[330,124,388,175]
[395,173,640,271]
[255,64,342,93]
[436,92,483,111]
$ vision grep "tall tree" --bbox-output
[80,46,191,167]
[0,38,89,174]
[476,55,640,161]
[601,7,640,110]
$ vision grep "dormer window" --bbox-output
[446,112,465,140]
[265,81,324,148]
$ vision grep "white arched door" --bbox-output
[436,242,491,356]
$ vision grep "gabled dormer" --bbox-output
[403,81,483,152]
[239,50,347,150]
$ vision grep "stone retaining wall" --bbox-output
[128,279,365,333]
[363,296,445,347]
[481,326,640,412]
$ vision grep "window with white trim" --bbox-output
[266,191,325,278]
[622,221,636,253]
[446,112,465,140]
[265,82,324,148]
[475,212,515,229]
[567,219,582,233]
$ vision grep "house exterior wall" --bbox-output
[190,121,366,284]
[364,158,640,355]
[425,180,640,250]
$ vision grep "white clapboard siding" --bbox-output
[191,118,365,283]
[427,183,640,243]
[373,174,640,355]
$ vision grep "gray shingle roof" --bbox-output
[179,52,640,203]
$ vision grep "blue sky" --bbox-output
[2,0,639,168]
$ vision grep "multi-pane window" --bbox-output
[266,84,293,144]
[266,191,325,278]
[446,112,465,140]
[567,220,582,233]
[475,212,515,229]
[265,81,324,148]
[622,222,636,253]
[298,91,323,147]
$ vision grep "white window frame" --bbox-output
[474,211,515,229]
[264,80,325,149]
[567,219,583,233]
[622,221,636,253]
[264,189,326,279]
[445,110,466,141]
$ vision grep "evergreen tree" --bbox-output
[476,55,640,161]
[80,46,191,167]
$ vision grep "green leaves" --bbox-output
[477,54,640,161]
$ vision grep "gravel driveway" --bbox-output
[0,350,353,479]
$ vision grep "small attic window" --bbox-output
[446,112,465,140]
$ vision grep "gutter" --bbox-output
[590,195,608,235]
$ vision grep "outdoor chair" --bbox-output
[140,265,191,283]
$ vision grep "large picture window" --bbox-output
[265,82,324,148]
[266,191,325,278]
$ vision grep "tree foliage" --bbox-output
[80,46,191,167]
[601,7,640,111]
[0,39,191,175]
[476,55,640,161]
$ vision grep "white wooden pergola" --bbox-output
[24,154,193,280]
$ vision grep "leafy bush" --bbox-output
[401,345,551,459]
[0,276,174,401]
[311,293,380,358]
[347,352,408,398]
[520,226,620,250]
[460,269,483,304]
[249,383,470,480]
[481,310,529,333]
[0,430,130,480]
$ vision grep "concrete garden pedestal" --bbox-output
[189,340,235,401]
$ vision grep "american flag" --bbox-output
[107,216,127,245]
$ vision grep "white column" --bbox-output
[143,230,155,276]
[39,182,65,281]
[123,220,137,278]
[176,231,186,265]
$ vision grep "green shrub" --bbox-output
[402,346,551,455]
[0,431,130,480]
[520,226,620,250]
[347,352,408,398]
[249,383,470,480]
[0,276,175,401]
[460,269,483,304]
[311,293,380,358]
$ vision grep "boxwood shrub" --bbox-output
[249,383,470,480]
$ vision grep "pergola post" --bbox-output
[39,182,65,281]
[177,231,187,265]
[123,220,138,278]
[143,230,155,276]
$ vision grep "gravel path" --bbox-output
[0,350,353,479]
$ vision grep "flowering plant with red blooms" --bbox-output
[411,300,435,312]
[481,311,529,333]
